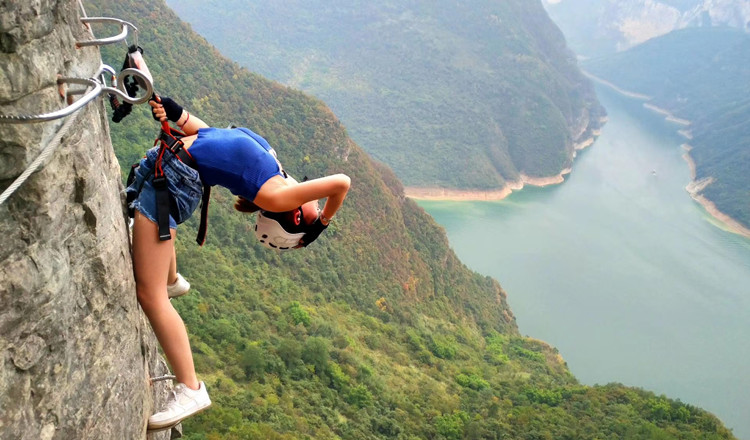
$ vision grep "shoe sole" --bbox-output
[147,401,211,432]
[167,290,189,299]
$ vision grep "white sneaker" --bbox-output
[167,273,190,299]
[148,382,211,431]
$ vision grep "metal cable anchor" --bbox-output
[0,64,153,124]
[150,375,177,384]
[76,17,138,48]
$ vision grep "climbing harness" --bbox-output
[126,116,212,246]
[1,9,211,244]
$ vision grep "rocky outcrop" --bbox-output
[0,1,174,439]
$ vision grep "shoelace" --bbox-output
[165,384,185,407]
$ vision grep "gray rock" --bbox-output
[1,1,176,438]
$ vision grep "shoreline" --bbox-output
[581,71,651,100]
[586,71,750,239]
[682,145,750,238]
[643,103,691,126]
[405,169,572,201]
[407,130,597,202]
[583,70,693,127]
[410,146,750,239]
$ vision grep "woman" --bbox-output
[129,96,350,430]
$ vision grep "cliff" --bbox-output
[166,0,604,192]
[0,1,174,438]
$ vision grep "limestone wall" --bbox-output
[0,1,173,438]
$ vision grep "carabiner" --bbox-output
[104,67,154,105]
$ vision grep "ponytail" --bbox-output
[234,196,260,213]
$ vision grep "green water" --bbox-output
[420,86,750,439]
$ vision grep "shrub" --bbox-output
[435,411,470,439]
[346,385,373,408]
[455,373,489,391]
[287,301,311,326]
[429,335,458,360]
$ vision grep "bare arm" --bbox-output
[254,173,351,225]
[149,99,209,135]
[173,109,209,135]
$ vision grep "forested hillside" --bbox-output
[165,0,604,191]
[88,1,734,438]
[583,27,750,230]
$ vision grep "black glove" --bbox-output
[150,96,183,122]
[300,217,328,247]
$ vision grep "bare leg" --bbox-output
[132,211,199,390]
[168,246,178,285]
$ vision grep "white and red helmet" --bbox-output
[254,200,320,251]
[254,209,306,251]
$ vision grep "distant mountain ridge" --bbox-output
[166,0,604,193]
[543,0,750,57]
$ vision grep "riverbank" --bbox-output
[682,145,750,238]
[643,103,691,126]
[581,71,651,100]
[406,126,599,201]
[583,71,693,126]
[405,168,574,201]
[421,82,750,439]
[586,72,750,239]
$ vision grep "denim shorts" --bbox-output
[126,147,203,229]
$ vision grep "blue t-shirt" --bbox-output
[187,127,283,200]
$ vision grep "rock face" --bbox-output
[0,1,173,439]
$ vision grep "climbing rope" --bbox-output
[0,64,152,205]
[77,0,88,19]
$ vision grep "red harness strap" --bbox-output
[152,121,210,246]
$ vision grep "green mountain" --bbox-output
[89,1,734,438]
[582,27,750,230]
[164,0,604,191]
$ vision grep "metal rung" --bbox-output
[77,17,138,48]
[0,77,101,124]
[150,375,176,383]
[0,64,154,124]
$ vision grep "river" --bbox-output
[419,85,750,439]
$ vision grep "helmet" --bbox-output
[254,208,306,251]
